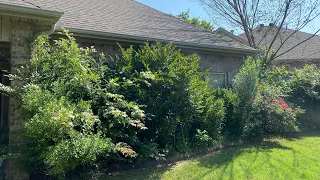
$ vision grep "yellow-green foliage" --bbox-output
[1,31,146,177]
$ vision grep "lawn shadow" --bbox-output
[102,140,295,180]
[199,140,292,168]
[100,163,174,180]
[280,130,320,141]
[196,140,292,179]
[102,131,320,180]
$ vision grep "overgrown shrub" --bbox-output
[233,57,260,138]
[0,32,144,177]
[233,57,302,138]
[286,65,320,129]
[286,65,320,104]
[194,129,214,148]
[21,85,114,177]
[245,83,303,137]
[212,88,240,140]
[261,65,320,129]
[0,32,226,177]
[108,43,225,153]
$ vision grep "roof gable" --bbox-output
[238,26,320,60]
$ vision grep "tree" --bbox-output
[198,0,320,64]
[174,9,214,31]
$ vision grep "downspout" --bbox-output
[41,21,64,35]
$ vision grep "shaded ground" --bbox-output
[101,131,320,180]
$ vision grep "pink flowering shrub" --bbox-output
[245,83,304,137]
[233,57,304,138]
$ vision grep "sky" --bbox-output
[136,0,320,35]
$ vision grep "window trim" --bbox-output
[206,72,228,88]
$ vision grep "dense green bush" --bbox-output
[0,32,226,177]
[2,30,314,177]
[212,88,240,140]
[233,57,260,138]
[108,42,225,153]
[261,65,320,129]
[245,83,303,137]
[233,57,302,138]
[0,33,144,177]
[21,85,114,176]
[286,65,320,104]
[286,65,320,129]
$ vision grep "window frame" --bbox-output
[206,72,228,88]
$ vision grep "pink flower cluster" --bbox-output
[266,97,289,110]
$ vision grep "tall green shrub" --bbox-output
[109,43,225,152]
[0,32,144,177]
[213,88,240,139]
[287,65,320,104]
[233,57,260,137]
[0,33,227,176]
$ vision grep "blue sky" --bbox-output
[136,0,320,34]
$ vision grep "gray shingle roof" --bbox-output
[239,27,320,60]
[0,0,256,53]
[0,0,40,8]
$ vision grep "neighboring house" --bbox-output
[0,0,256,179]
[238,25,320,68]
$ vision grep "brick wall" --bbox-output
[198,54,245,86]
[76,38,247,86]
[5,21,33,180]
[182,48,246,86]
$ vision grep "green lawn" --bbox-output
[102,132,320,180]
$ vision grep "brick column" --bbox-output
[5,21,33,180]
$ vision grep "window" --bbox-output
[0,18,11,41]
[206,73,228,88]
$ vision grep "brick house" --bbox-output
[242,25,320,68]
[216,25,320,68]
[0,0,257,179]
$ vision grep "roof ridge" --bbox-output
[0,0,257,53]
[132,0,254,50]
[131,0,213,33]
[21,0,40,8]
[252,26,320,37]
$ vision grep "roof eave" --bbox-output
[215,28,249,44]
[62,28,259,55]
[0,3,63,22]
[274,58,320,62]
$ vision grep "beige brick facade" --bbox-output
[5,21,33,180]
[76,37,246,87]
[197,53,245,86]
